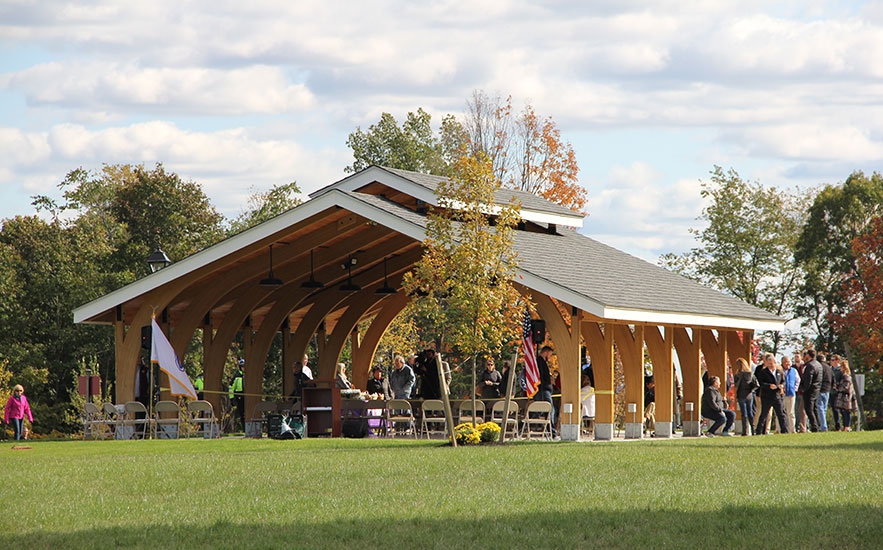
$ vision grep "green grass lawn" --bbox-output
[1,432,881,549]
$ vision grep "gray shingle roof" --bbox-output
[349,190,783,326]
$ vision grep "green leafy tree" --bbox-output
[227,181,303,235]
[346,108,455,176]
[660,166,808,353]
[345,92,585,212]
[12,163,229,433]
[0,215,116,431]
[794,170,883,351]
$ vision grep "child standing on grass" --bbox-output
[4,384,34,441]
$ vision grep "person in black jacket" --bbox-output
[701,376,735,436]
[799,349,823,432]
[366,366,392,399]
[755,353,789,434]
[733,357,759,436]
[537,346,557,437]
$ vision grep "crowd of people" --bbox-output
[702,349,858,436]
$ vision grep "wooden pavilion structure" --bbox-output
[73,166,784,440]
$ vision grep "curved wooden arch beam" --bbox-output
[700,329,727,391]
[250,233,420,368]
[115,282,189,403]
[726,329,753,364]
[581,321,614,439]
[351,292,410,390]
[246,286,319,405]
[531,292,581,439]
[285,292,355,388]
[645,325,674,437]
[168,217,387,352]
[202,284,285,413]
[321,253,417,377]
[614,323,645,439]
[320,292,387,380]
[182,225,409,409]
[673,327,702,436]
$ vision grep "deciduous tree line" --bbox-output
[2,87,881,433]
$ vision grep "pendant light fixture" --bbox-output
[259,244,283,287]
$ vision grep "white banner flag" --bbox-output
[151,319,198,400]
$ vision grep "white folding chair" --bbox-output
[458,399,485,426]
[386,399,416,438]
[103,402,122,438]
[187,400,219,438]
[154,400,182,439]
[82,402,105,440]
[420,399,447,439]
[491,400,520,439]
[123,401,153,440]
[521,401,553,440]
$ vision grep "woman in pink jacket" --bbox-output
[4,384,34,440]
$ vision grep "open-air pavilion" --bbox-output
[73,165,784,440]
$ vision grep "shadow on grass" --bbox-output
[670,436,883,453]
[4,504,880,549]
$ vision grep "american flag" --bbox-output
[522,309,540,398]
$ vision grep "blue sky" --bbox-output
[2,1,882,262]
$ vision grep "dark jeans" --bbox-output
[703,410,735,435]
[738,397,756,435]
[834,408,851,429]
[10,417,24,440]
[803,392,820,432]
[756,395,789,434]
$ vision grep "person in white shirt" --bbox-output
[302,354,314,380]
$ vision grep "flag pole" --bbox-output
[499,347,520,443]
[149,312,156,439]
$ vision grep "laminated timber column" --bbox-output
[532,294,580,441]
[674,327,702,436]
[645,325,674,438]
[615,324,645,439]
[281,320,292,398]
[350,329,365,389]
[582,321,614,440]
[726,330,753,364]
[352,293,410,389]
[243,322,266,426]
[701,329,728,399]
[559,309,583,440]
[201,315,223,412]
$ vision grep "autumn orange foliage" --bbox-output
[831,215,883,371]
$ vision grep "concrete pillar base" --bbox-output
[594,423,614,440]
[654,421,672,438]
[625,422,643,439]
[682,420,702,437]
[560,423,579,441]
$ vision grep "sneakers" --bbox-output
[704,432,715,437]
[719,432,733,437]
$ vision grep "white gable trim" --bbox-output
[73,189,428,324]
[314,166,584,229]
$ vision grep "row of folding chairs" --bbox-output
[82,400,219,440]
[387,399,553,440]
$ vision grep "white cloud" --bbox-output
[4,62,315,116]
[584,163,704,260]
[2,0,883,261]
[0,121,347,218]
